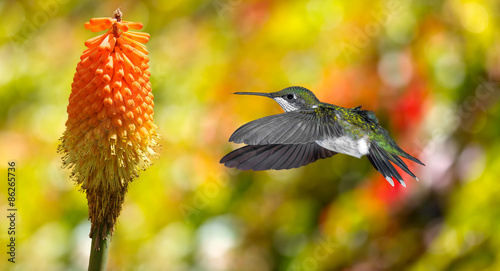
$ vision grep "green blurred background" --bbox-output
[1,0,499,270]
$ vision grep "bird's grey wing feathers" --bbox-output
[220,143,337,171]
[229,109,343,145]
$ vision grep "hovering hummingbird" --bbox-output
[220,86,424,187]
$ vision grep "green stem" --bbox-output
[88,226,111,271]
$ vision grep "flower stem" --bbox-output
[88,226,111,271]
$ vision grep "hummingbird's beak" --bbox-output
[233,92,272,98]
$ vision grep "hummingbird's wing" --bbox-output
[229,109,343,145]
[220,143,337,171]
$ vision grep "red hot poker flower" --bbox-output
[59,9,160,247]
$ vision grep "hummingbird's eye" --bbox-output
[286,94,294,100]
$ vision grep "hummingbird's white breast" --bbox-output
[316,136,369,159]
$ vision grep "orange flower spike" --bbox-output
[58,8,160,251]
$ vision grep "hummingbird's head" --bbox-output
[234,86,320,112]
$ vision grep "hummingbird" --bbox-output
[220,86,424,187]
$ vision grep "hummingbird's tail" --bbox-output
[367,143,424,187]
